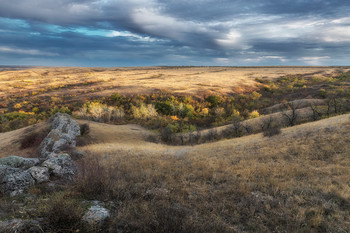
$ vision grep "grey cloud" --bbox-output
[0,0,349,66]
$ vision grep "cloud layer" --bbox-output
[0,0,349,66]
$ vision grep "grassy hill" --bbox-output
[1,113,349,232]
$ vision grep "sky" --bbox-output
[0,0,349,67]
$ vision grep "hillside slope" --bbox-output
[76,114,350,232]
[0,114,349,232]
[1,113,349,160]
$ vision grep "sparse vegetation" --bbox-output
[4,113,344,232]
[38,192,84,232]
[263,126,282,137]
[19,129,49,149]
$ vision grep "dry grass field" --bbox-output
[1,66,348,112]
[1,112,349,232]
[1,66,350,232]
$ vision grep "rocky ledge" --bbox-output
[0,113,81,196]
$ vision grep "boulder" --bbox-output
[41,153,77,180]
[28,166,50,183]
[0,114,82,196]
[82,204,110,227]
[1,170,35,196]
[0,156,40,169]
[39,113,81,158]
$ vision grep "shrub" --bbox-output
[176,103,195,118]
[155,101,174,115]
[76,102,125,122]
[110,93,122,103]
[14,103,22,109]
[199,108,209,116]
[79,123,90,136]
[263,126,282,137]
[39,192,83,231]
[32,107,40,114]
[20,130,49,149]
[206,95,223,108]
[50,106,72,115]
[232,116,243,137]
[319,89,327,98]
[214,107,225,118]
[161,126,173,143]
[207,128,219,141]
[75,155,111,198]
[249,110,260,119]
[132,104,158,119]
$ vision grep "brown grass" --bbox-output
[70,114,350,232]
[0,121,49,157]
[1,110,349,232]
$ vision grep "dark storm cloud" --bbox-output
[0,0,349,66]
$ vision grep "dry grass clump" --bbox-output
[19,130,49,149]
[79,123,90,136]
[263,126,281,137]
[75,153,114,199]
[38,192,84,232]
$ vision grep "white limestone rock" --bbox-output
[1,170,35,196]
[82,204,110,226]
[28,166,50,183]
[41,153,77,180]
[0,156,40,169]
[39,113,81,158]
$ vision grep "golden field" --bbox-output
[1,66,347,109]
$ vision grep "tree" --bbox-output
[161,126,173,143]
[310,104,322,121]
[242,121,252,134]
[232,115,243,137]
[260,116,274,131]
[281,102,299,126]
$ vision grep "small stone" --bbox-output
[82,205,110,226]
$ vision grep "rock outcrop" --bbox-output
[42,153,77,180]
[0,113,82,196]
[39,113,81,158]
[1,170,35,196]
